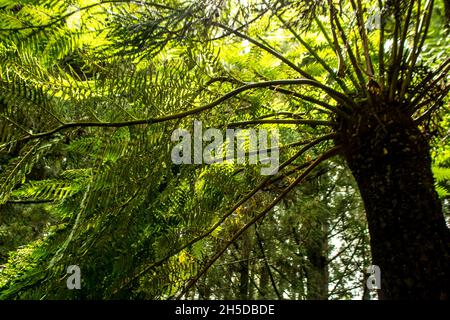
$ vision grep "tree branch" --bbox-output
[350,0,375,78]
[378,0,386,89]
[203,76,351,115]
[389,1,402,101]
[409,59,450,109]
[5,79,347,146]
[414,86,450,123]
[327,0,367,94]
[227,119,335,128]
[6,199,54,204]
[270,87,350,115]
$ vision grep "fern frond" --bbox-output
[433,166,450,182]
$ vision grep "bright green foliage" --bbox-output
[0,0,448,300]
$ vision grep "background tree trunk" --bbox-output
[238,232,251,299]
[444,0,450,26]
[339,103,450,299]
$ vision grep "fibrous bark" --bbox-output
[337,102,450,299]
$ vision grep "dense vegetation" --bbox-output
[0,0,449,299]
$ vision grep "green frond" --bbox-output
[433,166,450,182]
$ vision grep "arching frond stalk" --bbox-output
[390,0,415,101]
[275,13,350,94]
[203,76,350,116]
[378,0,386,88]
[227,119,335,128]
[6,79,351,146]
[400,0,435,98]
[327,0,369,99]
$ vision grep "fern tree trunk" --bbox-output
[338,102,450,300]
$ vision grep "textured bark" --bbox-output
[305,219,329,300]
[258,264,269,299]
[338,103,450,299]
[238,232,251,299]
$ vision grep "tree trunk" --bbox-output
[338,103,450,299]
[238,232,251,299]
